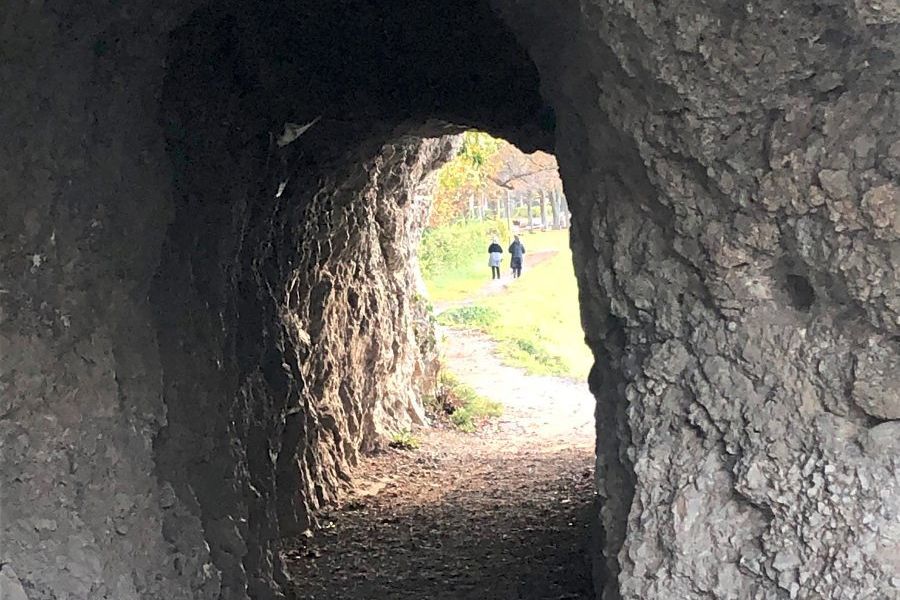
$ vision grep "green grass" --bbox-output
[429,230,593,381]
[419,220,508,303]
[423,253,491,304]
[438,371,503,432]
[436,305,499,328]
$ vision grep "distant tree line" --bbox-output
[426,132,571,231]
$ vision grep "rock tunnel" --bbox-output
[2,0,899,599]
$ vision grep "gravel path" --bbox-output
[285,329,597,600]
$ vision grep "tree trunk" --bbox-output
[549,189,559,229]
[539,189,548,230]
[505,190,512,235]
[526,194,534,229]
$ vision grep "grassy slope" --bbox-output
[426,229,593,381]
[424,252,488,304]
[481,231,593,380]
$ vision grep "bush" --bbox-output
[419,219,510,280]
[512,205,543,219]
[498,336,569,377]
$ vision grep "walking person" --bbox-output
[508,234,525,278]
[488,237,503,280]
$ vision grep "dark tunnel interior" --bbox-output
[2,0,898,598]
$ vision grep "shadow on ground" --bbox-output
[285,440,596,600]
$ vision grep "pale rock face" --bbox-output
[494,1,900,598]
[0,567,29,600]
[2,0,897,599]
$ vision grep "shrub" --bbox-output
[436,371,503,432]
[419,219,510,280]
[436,305,499,328]
[498,335,569,377]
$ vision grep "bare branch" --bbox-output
[486,166,559,190]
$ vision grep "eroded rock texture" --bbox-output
[496,0,900,598]
[1,3,204,599]
[2,0,898,599]
[153,131,452,597]
[1,2,544,599]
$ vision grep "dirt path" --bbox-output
[285,329,597,600]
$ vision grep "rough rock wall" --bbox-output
[0,3,212,599]
[7,1,897,599]
[0,4,454,598]
[147,5,538,595]
[2,0,547,596]
[153,120,450,598]
[495,0,900,598]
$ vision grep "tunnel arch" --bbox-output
[2,1,898,600]
[152,2,565,597]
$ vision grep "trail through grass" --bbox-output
[419,220,508,304]
[425,229,593,381]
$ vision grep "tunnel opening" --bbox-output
[418,132,590,386]
[150,3,603,598]
[149,2,900,595]
[272,130,601,598]
[4,1,898,600]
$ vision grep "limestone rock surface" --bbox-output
[495,0,900,598]
[2,0,898,599]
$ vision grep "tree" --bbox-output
[428,132,561,227]
[429,132,502,226]
[485,145,559,192]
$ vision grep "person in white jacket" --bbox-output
[487,237,503,280]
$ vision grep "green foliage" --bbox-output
[436,132,503,191]
[422,230,593,380]
[421,394,442,416]
[436,305,499,328]
[437,306,570,377]
[496,335,569,377]
[450,397,504,433]
[437,371,503,433]
[418,219,509,281]
[388,429,421,450]
[513,205,543,219]
[478,230,592,379]
[459,131,503,171]
[429,131,503,226]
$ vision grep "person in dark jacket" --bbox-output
[487,237,503,280]
[508,235,525,278]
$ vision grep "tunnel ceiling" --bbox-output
[167,0,553,160]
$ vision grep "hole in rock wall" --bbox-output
[785,273,816,312]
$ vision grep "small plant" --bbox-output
[422,394,441,416]
[388,429,420,450]
[436,305,499,328]
[436,371,503,432]
[497,335,569,377]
